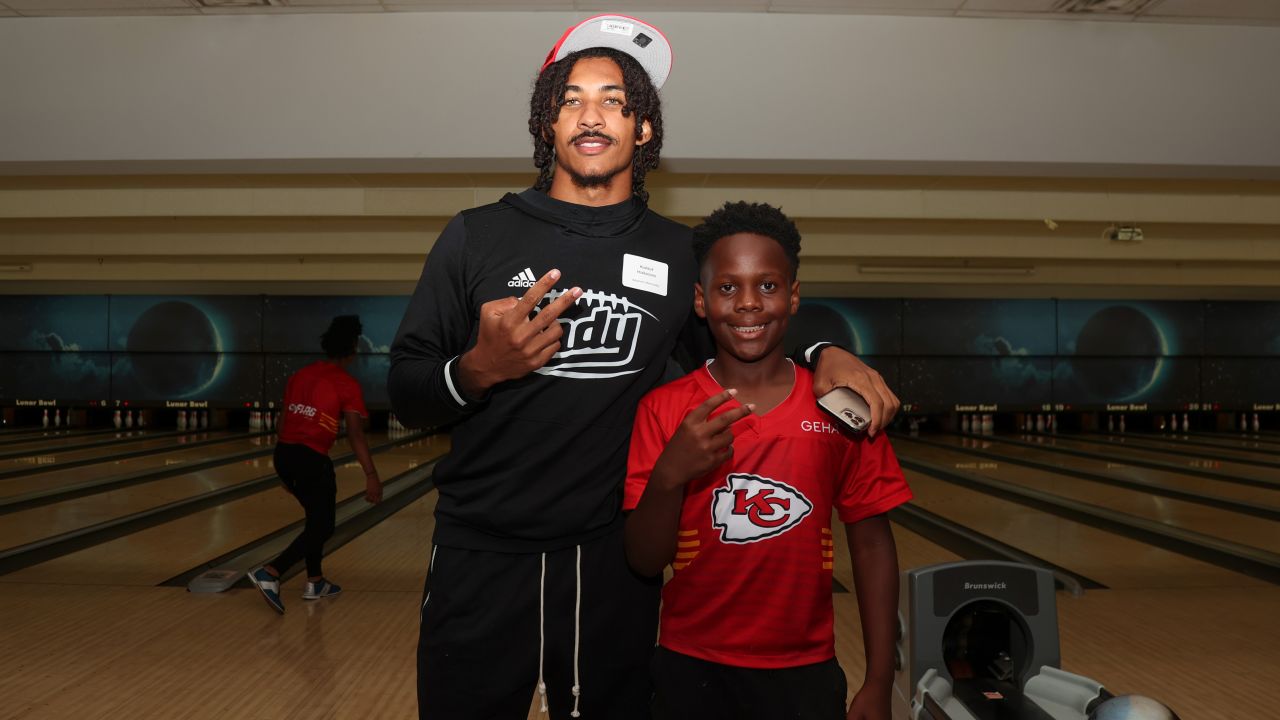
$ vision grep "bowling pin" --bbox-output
[113,409,122,429]
[1182,413,1189,432]
[983,414,993,436]
[1035,414,1044,433]
[202,410,209,430]
[1049,414,1057,434]
[138,412,146,429]
[179,410,188,431]
[1119,414,1126,433]
[1170,413,1178,432]
[1252,412,1260,433]
[54,408,61,428]
[42,409,49,429]
[124,410,133,429]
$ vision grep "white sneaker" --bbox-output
[302,579,342,600]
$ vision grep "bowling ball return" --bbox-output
[893,561,1168,720]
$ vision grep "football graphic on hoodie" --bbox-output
[711,473,813,543]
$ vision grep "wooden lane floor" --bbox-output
[0,434,449,587]
[895,438,1280,554]
[0,430,242,476]
[1105,431,1280,456]
[1,472,1273,719]
[1071,430,1280,464]
[0,434,411,552]
[0,426,125,448]
[0,428,176,456]
[896,468,1263,590]
[0,433,272,500]
[1004,434,1279,483]
[924,433,1280,507]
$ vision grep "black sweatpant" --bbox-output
[417,526,662,720]
[270,442,337,579]
[650,646,848,720]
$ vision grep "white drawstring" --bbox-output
[571,544,583,718]
[537,552,549,714]
[420,545,439,616]
[535,546,585,718]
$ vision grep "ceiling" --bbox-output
[2,0,1279,25]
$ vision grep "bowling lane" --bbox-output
[0,429,241,475]
[0,434,449,587]
[923,433,1280,507]
[0,427,115,446]
[897,438,1280,554]
[0,433,413,552]
[1003,434,1279,484]
[0,427,183,456]
[1158,431,1280,454]
[1078,431,1280,465]
[893,469,1262,590]
[0,432,272,500]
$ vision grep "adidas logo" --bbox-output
[507,268,537,288]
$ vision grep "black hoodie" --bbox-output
[389,189,699,552]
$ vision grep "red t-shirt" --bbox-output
[278,361,368,455]
[624,364,913,669]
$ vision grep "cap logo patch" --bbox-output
[633,33,652,48]
[601,20,634,36]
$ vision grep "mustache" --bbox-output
[569,130,617,145]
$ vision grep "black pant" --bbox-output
[650,646,848,720]
[270,442,337,579]
[417,527,662,720]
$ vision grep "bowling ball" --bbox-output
[786,303,858,356]
[1090,695,1180,720]
[126,301,222,397]
[1073,306,1162,400]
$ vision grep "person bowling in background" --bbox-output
[247,315,383,614]
[624,202,912,720]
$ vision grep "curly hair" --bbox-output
[529,47,664,203]
[320,315,362,359]
[692,201,802,278]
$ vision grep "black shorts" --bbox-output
[417,526,662,720]
[650,646,848,720]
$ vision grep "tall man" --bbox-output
[389,15,899,719]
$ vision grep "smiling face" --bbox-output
[695,232,801,366]
[548,56,652,204]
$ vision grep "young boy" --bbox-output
[623,202,913,720]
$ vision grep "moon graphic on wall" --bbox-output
[126,300,225,398]
[1072,305,1168,401]
[787,303,863,356]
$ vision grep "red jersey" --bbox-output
[278,361,368,455]
[624,364,912,669]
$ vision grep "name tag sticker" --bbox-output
[621,254,668,296]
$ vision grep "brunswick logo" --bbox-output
[711,473,813,544]
[534,288,655,380]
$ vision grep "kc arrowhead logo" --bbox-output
[711,473,813,544]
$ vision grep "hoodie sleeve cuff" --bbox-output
[443,356,489,409]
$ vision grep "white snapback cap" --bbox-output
[541,14,673,90]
